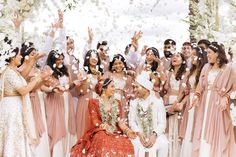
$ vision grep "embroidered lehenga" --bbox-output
[71,98,134,157]
[0,67,37,157]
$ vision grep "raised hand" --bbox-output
[141,45,148,56]
[12,12,22,32]
[58,10,64,28]
[88,27,94,43]
[132,31,143,42]
[131,31,143,50]
[34,53,46,61]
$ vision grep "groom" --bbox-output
[128,71,168,157]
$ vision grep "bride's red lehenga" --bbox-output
[70,99,134,157]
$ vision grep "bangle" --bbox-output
[224,94,230,104]
[52,87,58,93]
[152,131,157,137]
[194,92,201,99]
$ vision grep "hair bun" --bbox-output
[95,80,103,96]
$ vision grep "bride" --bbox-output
[70,78,136,157]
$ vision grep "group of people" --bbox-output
[0,11,236,157]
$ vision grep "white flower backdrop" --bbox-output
[0,0,235,58]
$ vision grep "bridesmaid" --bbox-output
[179,46,207,157]
[191,42,236,157]
[20,42,51,157]
[75,49,103,139]
[0,46,49,157]
[105,54,133,117]
[136,47,166,97]
[163,52,189,157]
[42,50,77,157]
[71,78,136,157]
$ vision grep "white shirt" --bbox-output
[128,93,166,136]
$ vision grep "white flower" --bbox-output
[25,55,29,60]
[0,3,3,10]
[230,91,236,99]
[65,84,69,90]
[3,43,11,52]
[71,64,77,70]
[73,70,78,74]
[0,33,5,41]
[182,83,186,87]
[27,0,34,5]
[23,4,31,11]
[58,64,63,68]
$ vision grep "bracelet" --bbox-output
[152,131,157,137]
[52,87,59,93]
[224,94,230,104]
[194,92,201,99]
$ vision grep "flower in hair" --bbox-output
[25,55,29,60]
[209,44,218,50]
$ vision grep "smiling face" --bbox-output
[99,45,109,60]
[29,49,37,57]
[182,44,192,58]
[133,82,148,99]
[89,52,99,66]
[55,55,64,68]
[191,49,198,65]
[171,53,183,67]
[145,50,155,64]
[207,48,218,65]
[67,38,74,51]
[12,52,23,66]
[112,59,125,73]
[104,81,115,97]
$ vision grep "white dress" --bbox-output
[167,74,181,157]
[0,68,37,157]
[180,75,196,157]
[198,69,220,157]
[129,93,168,157]
[113,77,126,100]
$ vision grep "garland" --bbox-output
[99,96,119,133]
[136,102,153,138]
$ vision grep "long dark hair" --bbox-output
[109,54,128,72]
[208,42,228,68]
[145,47,160,72]
[95,78,113,96]
[46,50,69,79]
[20,42,36,65]
[83,49,103,74]
[189,46,208,87]
[169,52,187,81]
